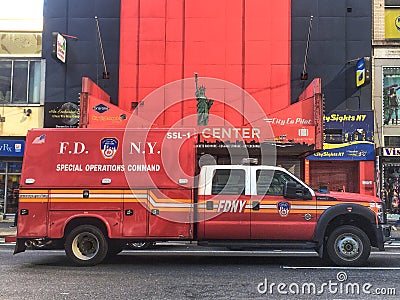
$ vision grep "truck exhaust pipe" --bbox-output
[32,240,43,247]
[24,240,33,247]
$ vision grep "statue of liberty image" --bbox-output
[194,73,214,126]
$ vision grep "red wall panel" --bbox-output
[119,0,291,124]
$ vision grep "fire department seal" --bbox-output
[100,137,119,159]
[277,201,291,217]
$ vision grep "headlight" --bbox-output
[370,202,385,224]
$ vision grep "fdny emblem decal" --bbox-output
[277,201,291,217]
[100,138,119,159]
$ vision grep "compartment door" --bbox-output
[148,189,193,238]
[122,190,148,237]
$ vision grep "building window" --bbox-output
[0,161,22,215]
[385,136,400,147]
[0,59,44,105]
[382,67,400,126]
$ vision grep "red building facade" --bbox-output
[77,0,322,178]
[119,0,291,120]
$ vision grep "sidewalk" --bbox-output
[0,217,16,239]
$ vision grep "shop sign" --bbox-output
[0,140,25,157]
[51,32,67,63]
[307,111,374,161]
[383,147,400,156]
[356,57,371,88]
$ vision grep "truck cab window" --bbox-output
[212,169,245,195]
[256,170,300,196]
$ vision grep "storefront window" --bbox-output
[383,67,400,126]
[0,174,5,213]
[382,163,400,214]
[8,162,22,173]
[0,162,21,215]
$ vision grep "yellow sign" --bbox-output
[385,8,400,39]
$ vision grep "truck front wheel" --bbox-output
[65,225,108,266]
[326,225,371,266]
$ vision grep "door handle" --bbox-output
[125,209,134,216]
[303,213,313,221]
[252,201,260,211]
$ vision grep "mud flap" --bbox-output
[376,225,391,251]
[14,239,27,254]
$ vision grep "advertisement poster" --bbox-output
[383,67,400,126]
[44,102,79,128]
[307,111,374,161]
[385,7,400,39]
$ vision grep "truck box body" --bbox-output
[18,128,196,240]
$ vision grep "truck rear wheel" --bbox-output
[65,225,108,266]
[326,225,370,266]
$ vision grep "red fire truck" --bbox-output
[14,128,390,266]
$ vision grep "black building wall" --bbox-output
[291,0,372,112]
[43,0,120,105]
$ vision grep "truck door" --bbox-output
[200,167,251,239]
[251,169,317,240]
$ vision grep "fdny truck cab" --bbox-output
[14,128,390,266]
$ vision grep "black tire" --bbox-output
[65,225,108,266]
[326,225,371,267]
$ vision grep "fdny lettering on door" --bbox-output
[217,200,246,213]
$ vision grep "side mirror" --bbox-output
[284,182,312,200]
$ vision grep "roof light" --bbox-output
[25,178,35,184]
[102,178,111,184]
